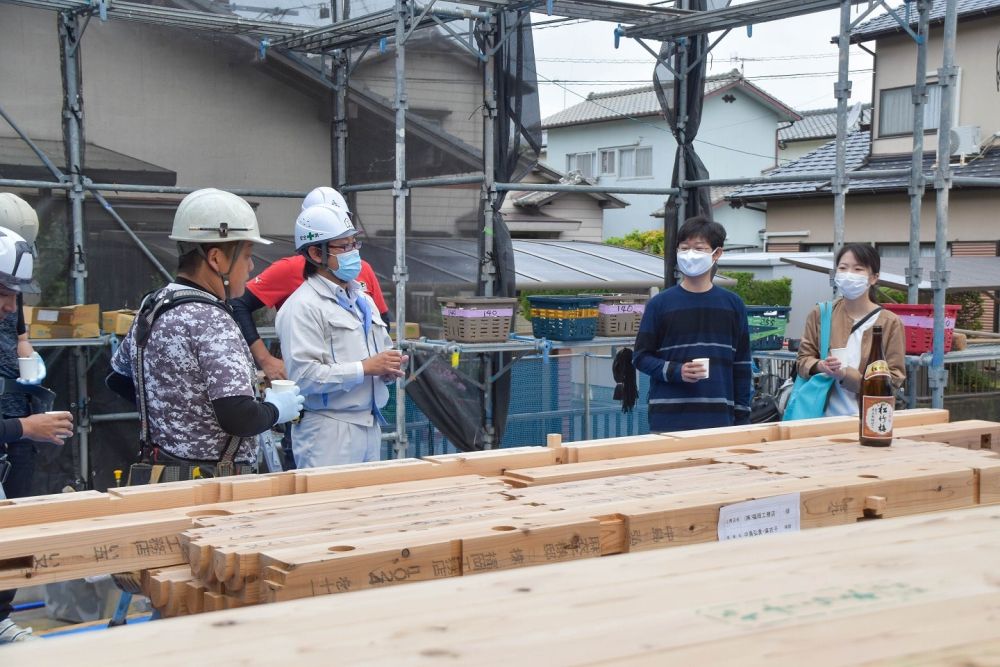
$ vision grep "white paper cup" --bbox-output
[17,356,39,382]
[830,348,849,364]
[269,380,297,393]
[692,357,710,380]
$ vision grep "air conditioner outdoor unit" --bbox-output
[950,125,981,157]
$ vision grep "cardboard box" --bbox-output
[389,321,421,340]
[25,304,102,339]
[29,323,101,339]
[102,309,137,336]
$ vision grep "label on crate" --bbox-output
[861,396,894,440]
[897,314,956,329]
[598,303,645,315]
[718,493,800,541]
[442,307,513,318]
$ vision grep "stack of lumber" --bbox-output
[10,503,1000,665]
[2,409,1000,620]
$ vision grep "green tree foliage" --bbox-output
[719,272,792,307]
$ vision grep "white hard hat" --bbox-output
[170,189,272,245]
[295,204,357,251]
[0,193,39,245]
[301,187,351,215]
[0,226,34,292]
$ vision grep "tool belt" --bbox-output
[127,439,254,486]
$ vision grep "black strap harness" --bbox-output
[133,287,243,470]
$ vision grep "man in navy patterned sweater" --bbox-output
[633,216,752,432]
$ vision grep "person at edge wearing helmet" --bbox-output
[0,214,75,645]
[230,187,388,382]
[0,194,50,500]
[107,189,304,477]
[275,204,406,467]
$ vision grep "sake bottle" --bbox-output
[860,325,894,447]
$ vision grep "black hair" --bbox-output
[835,243,881,300]
[677,215,726,250]
[177,243,227,274]
[835,243,880,274]
[302,248,318,279]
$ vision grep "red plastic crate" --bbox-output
[882,304,961,354]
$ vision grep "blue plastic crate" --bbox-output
[746,305,791,351]
[527,295,601,341]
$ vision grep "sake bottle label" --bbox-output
[862,397,894,439]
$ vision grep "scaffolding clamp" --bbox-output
[89,0,108,21]
[746,24,752,37]
[546,0,553,15]
[379,37,388,54]
[613,24,624,49]
[929,269,950,290]
[258,39,270,60]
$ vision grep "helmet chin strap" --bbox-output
[305,243,345,285]
[204,241,244,301]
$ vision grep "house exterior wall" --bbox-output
[0,4,332,235]
[871,14,1000,156]
[499,171,607,242]
[355,42,483,149]
[543,87,780,246]
[779,138,829,163]
[762,190,996,244]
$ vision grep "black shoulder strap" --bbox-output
[850,307,883,335]
[134,288,235,460]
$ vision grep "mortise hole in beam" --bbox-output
[727,448,761,454]
[982,434,993,449]
[187,509,232,518]
[859,474,880,479]
[0,556,34,571]
[328,545,355,552]
[492,525,517,532]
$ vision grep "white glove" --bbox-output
[264,387,304,424]
[16,352,45,385]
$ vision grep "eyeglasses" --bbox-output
[327,240,362,254]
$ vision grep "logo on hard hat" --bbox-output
[301,232,319,241]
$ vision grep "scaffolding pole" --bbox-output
[831,0,852,266]
[931,0,959,409]
[481,15,498,449]
[666,34,687,289]
[392,0,409,459]
[907,0,930,305]
[59,10,92,487]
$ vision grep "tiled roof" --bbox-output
[542,69,798,129]
[728,131,1000,203]
[778,104,872,143]
[851,0,1000,42]
[650,185,743,217]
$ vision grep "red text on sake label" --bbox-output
[862,396,894,439]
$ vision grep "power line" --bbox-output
[529,64,795,164]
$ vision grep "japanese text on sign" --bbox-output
[718,493,800,541]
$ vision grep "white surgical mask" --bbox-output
[677,248,716,277]
[834,272,870,300]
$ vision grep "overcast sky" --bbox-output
[531,7,880,120]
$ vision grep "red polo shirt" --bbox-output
[246,254,389,314]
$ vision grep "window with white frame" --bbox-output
[619,146,653,179]
[566,152,596,177]
[878,82,942,137]
[600,149,616,175]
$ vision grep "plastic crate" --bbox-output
[596,293,649,337]
[438,297,517,343]
[882,303,961,354]
[528,295,601,341]
[746,306,791,351]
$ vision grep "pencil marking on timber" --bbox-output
[369,566,421,585]
[93,544,121,563]
[699,581,930,630]
[132,536,182,558]
[33,553,61,570]
[828,499,851,515]
[432,558,460,577]
[464,552,499,572]
[311,576,353,596]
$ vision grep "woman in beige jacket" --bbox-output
[796,243,906,417]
